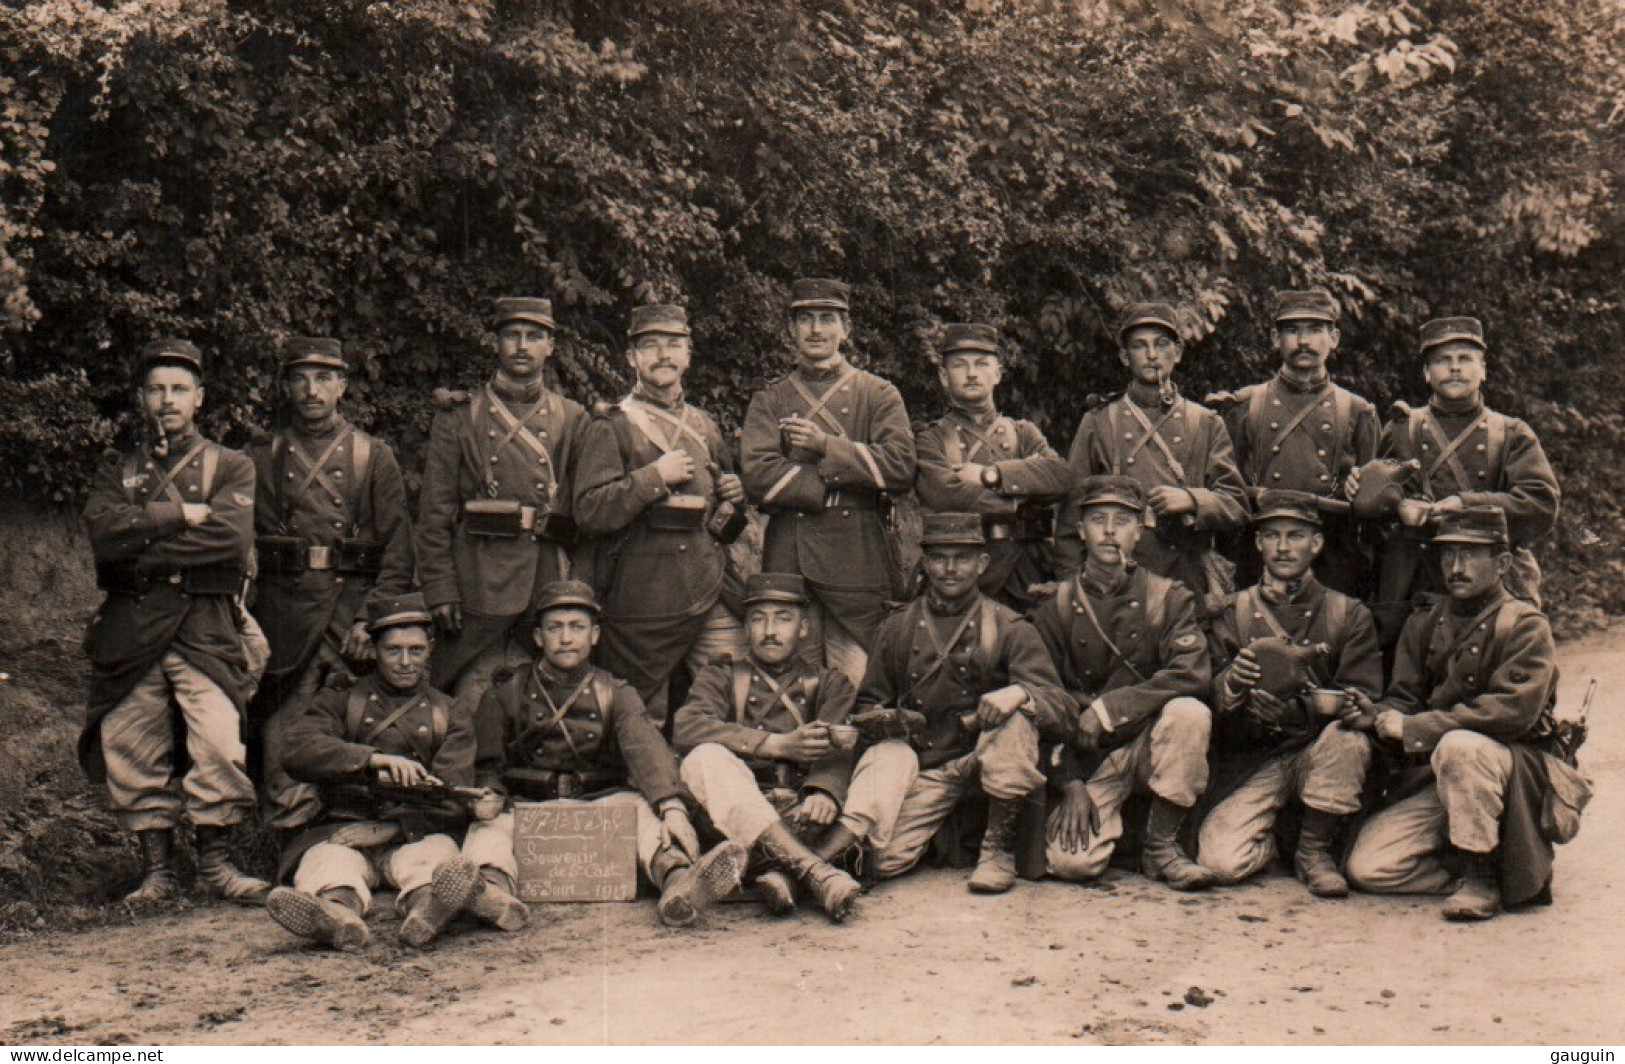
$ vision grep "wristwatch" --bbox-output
[981,464,1002,490]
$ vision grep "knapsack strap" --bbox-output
[620,396,713,460]
[479,384,555,499]
[1116,398,1187,483]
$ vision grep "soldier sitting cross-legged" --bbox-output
[674,573,919,921]
[471,581,748,928]
[266,593,524,951]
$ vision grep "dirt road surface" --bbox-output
[2,627,1620,1046]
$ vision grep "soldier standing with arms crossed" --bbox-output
[573,304,748,724]
[417,297,586,723]
[82,339,268,904]
[742,279,916,685]
[248,337,415,832]
[914,323,1073,610]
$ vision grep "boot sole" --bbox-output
[267,888,370,951]
[658,842,749,927]
[401,858,479,947]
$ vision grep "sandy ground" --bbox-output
[1,626,1620,1047]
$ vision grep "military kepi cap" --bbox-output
[920,512,987,549]
[629,303,691,338]
[493,296,556,331]
[366,592,434,635]
[1117,302,1182,343]
[743,572,809,608]
[534,579,601,619]
[1420,316,1485,353]
[1074,474,1146,513]
[139,338,204,377]
[789,278,851,312]
[281,336,348,373]
[1274,288,1339,324]
[1252,489,1322,527]
[1431,505,1510,548]
[940,323,1000,358]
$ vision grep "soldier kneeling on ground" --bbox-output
[266,593,525,951]
[472,580,748,928]
[674,573,919,921]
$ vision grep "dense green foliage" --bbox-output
[0,0,1619,625]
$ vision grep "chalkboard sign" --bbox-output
[512,800,639,902]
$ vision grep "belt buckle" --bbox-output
[165,573,184,586]
[307,545,333,570]
[985,522,1014,542]
[519,505,538,532]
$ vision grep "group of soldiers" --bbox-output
[80,277,1588,954]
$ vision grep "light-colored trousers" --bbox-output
[871,713,1045,879]
[292,832,491,914]
[1197,724,1374,883]
[680,741,919,850]
[1047,698,1211,881]
[100,651,256,832]
[461,791,667,884]
[1345,730,1514,894]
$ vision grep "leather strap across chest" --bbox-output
[530,667,598,765]
[1248,381,1350,484]
[136,438,213,506]
[731,661,812,727]
[945,414,1015,466]
[620,396,712,459]
[282,427,355,513]
[479,384,555,497]
[1112,399,1187,483]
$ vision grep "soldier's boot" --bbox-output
[123,829,181,906]
[967,798,1022,895]
[813,823,861,868]
[650,840,748,928]
[399,857,480,948]
[266,886,371,951]
[464,868,529,933]
[753,870,798,915]
[196,825,271,905]
[1294,809,1350,898]
[757,820,860,922]
[1441,852,1500,922]
[1140,796,1216,892]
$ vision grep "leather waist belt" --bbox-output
[97,563,243,596]
[503,767,622,801]
[257,537,383,576]
[462,501,576,546]
[648,495,708,533]
[822,489,878,511]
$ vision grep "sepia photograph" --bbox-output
[0,0,1619,1049]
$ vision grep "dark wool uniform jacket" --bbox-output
[742,359,916,643]
[857,594,1073,769]
[416,382,586,618]
[572,396,731,622]
[1030,566,1210,780]
[284,673,474,810]
[673,658,859,803]
[247,417,415,683]
[1058,388,1249,580]
[80,434,256,777]
[1380,589,1558,757]
[1376,589,1561,906]
[915,408,1074,602]
[1219,373,1380,499]
[1207,575,1383,754]
[474,661,683,805]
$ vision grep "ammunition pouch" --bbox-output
[849,705,928,745]
[648,494,707,533]
[336,537,384,575]
[184,566,246,595]
[986,503,1056,544]
[535,512,578,548]
[706,504,748,545]
[503,766,623,801]
[95,563,147,596]
[255,536,308,576]
[462,499,530,538]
